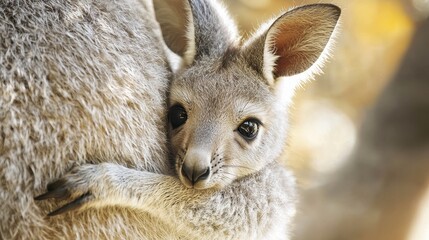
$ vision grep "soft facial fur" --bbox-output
[170,60,285,189]
[2,0,340,239]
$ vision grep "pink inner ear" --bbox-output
[242,4,340,80]
[273,20,320,78]
[271,18,333,78]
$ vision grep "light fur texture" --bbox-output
[1,0,340,239]
[0,0,174,239]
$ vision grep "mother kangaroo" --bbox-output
[0,0,174,238]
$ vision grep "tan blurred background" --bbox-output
[221,0,428,239]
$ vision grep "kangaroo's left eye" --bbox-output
[168,105,188,129]
[237,119,260,141]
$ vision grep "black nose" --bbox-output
[181,164,210,185]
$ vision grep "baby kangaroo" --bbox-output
[36,1,340,239]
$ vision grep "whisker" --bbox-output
[222,164,257,172]
[221,175,235,182]
[221,171,239,178]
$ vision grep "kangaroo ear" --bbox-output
[153,0,189,58]
[154,0,238,66]
[242,4,341,83]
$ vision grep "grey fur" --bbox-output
[1,0,340,239]
[1,0,174,239]
[187,0,237,60]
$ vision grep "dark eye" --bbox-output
[237,119,260,141]
[168,105,188,129]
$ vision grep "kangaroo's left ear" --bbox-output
[154,0,239,67]
[242,4,341,84]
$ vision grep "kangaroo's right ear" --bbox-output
[242,4,341,84]
[153,0,190,60]
[154,0,239,66]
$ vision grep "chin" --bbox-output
[177,174,229,191]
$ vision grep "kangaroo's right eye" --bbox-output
[237,118,260,141]
[168,105,188,129]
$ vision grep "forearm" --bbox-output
[102,164,263,237]
[36,162,295,239]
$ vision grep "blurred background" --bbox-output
[220,0,429,239]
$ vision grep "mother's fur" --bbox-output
[0,0,176,238]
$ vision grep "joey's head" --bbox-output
[155,0,340,189]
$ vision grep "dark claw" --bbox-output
[47,192,93,217]
[47,179,67,191]
[34,188,70,201]
[34,179,71,201]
